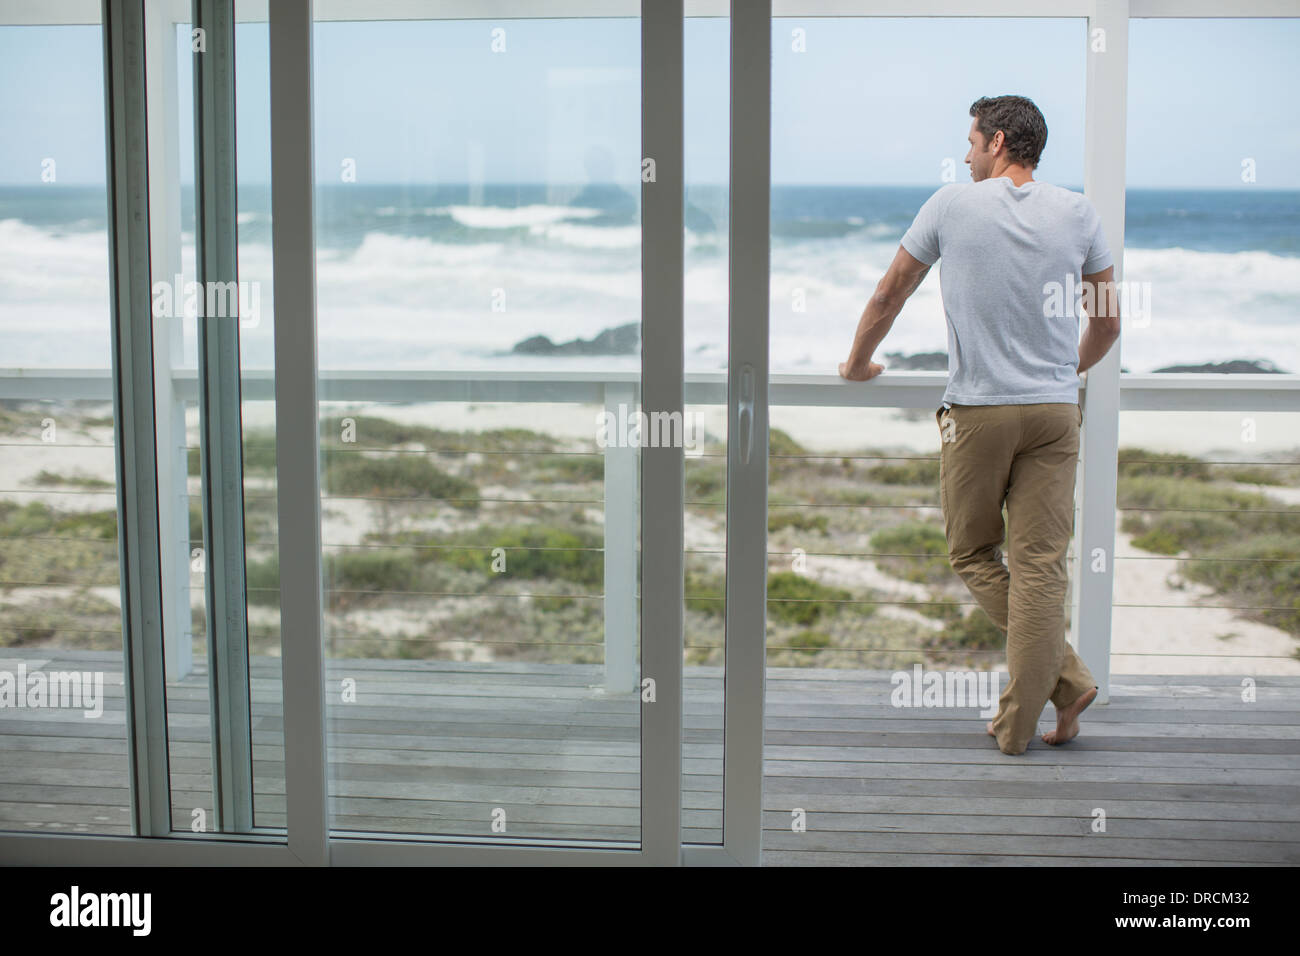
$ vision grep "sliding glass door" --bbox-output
[0,0,767,865]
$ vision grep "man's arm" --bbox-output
[1078,265,1121,375]
[838,245,932,381]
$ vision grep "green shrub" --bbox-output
[870,522,951,584]
[1127,512,1240,555]
[52,509,117,540]
[1119,476,1300,545]
[318,415,557,454]
[939,607,1004,650]
[1118,474,1268,512]
[1183,534,1300,637]
[768,510,829,534]
[1118,447,1212,481]
[686,460,727,503]
[0,501,58,537]
[473,428,562,453]
[766,571,852,626]
[867,458,940,485]
[0,503,118,589]
[324,452,479,510]
[430,525,603,587]
[188,435,277,476]
[1214,465,1288,486]
[685,567,726,617]
[0,591,121,650]
[241,428,279,472]
[327,549,416,594]
[918,600,963,623]
[30,469,113,490]
[244,556,280,607]
[320,415,446,448]
[768,428,807,458]
[1131,527,1184,555]
[768,428,810,479]
[787,630,831,649]
[828,487,896,507]
[536,454,603,483]
[0,501,118,542]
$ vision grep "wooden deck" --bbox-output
[3,648,1299,865]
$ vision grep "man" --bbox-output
[838,95,1121,755]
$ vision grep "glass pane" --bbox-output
[765,17,1086,863]
[157,6,204,834]
[313,10,643,843]
[1113,409,1300,675]
[1125,17,1300,374]
[231,8,280,833]
[0,6,129,835]
[683,13,728,846]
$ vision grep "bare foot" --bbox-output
[986,720,996,737]
[1042,686,1098,745]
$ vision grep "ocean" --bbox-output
[1,183,1297,376]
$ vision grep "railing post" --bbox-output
[603,381,639,694]
[1078,0,1130,704]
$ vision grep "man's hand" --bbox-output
[839,360,884,382]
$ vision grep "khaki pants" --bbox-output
[935,401,1096,755]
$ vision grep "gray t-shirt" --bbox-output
[900,177,1113,407]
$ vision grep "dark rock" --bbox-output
[881,350,949,371]
[511,323,640,356]
[511,334,558,355]
[1152,359,1287,374]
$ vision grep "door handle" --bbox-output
[738,363,755,466]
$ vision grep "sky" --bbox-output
[0,15,1298,189]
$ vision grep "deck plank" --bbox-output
[2,651,1299,863]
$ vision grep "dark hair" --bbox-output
[969,95,1048,169]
